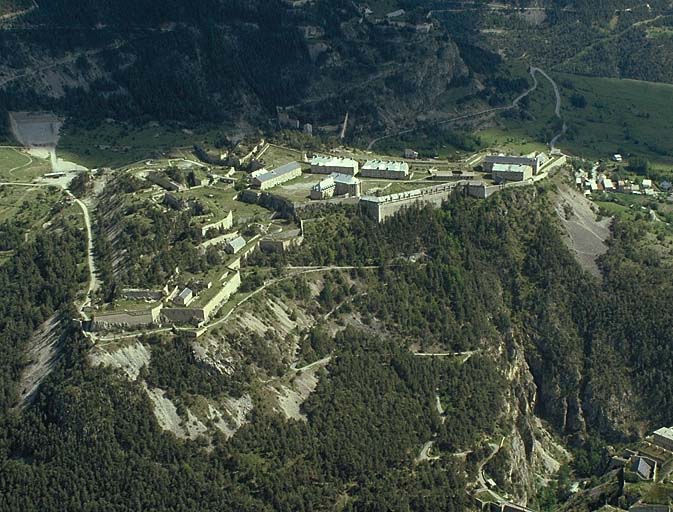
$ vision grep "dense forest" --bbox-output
[2,181,673,508]
[0,220,86,410]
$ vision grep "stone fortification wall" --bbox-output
[92,304,162,331]
[201,211,233,237]
[360,183,458,222]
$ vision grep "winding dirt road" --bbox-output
[366,65,558,151]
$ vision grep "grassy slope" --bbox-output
[557,74,673,163]
[0,184,62,224]
[57,122,226,169]
[0,148,51,182]
[485,70,673,170]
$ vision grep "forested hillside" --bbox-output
[2,180,672,509]
[0,0,473,132]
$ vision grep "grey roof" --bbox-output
[632,457,653,479]
[178,288,193,300]
[492,163,532,173]
[255,162,301,183]
[310,155,359,168]
[655,426,673,440]
[362,160,409,173]
[227,236,246,252]
[313,177,335,191]
[485,155,537,165]
[331,172,360,185]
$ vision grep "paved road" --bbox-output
[413,350,476,357]
[475,436,507,501]
[0,180,55,187]
[291,356,332,373]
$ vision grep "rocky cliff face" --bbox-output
[483,331,571,505]
[0,2,471,132]
[295,18,469,130]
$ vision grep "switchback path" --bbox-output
[530,67,567,149]
[5,148,33,178]
[366,65,546,151]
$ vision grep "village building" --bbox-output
[404,148,419,159]
[310,176,336,200]
[491,163,533,184]
[310,155,359,175]
[260,228,304,253]
[225,235,246,254]
[386,8,405,18]
[277,108,300,129]
[631,456,656,481]
[361,160,410,180]
[252,162,303,190]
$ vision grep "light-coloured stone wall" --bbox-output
[92,304,162,331]
[201,211,234,237]
[202,271,241,320]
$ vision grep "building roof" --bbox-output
[492,163,533,174]
[250,168,267,178]
[227,235,246,252]
[632,457,654,480]
[655,426,673,440]
[485,155,537,166]
[362,160,409,173]
[310,155,358,169]
[312,177,335,191]
[254,162,301,184]
[386,9,405,17]
[603,179,614,189]
[178,288,193,300]
[331,173,360,185]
